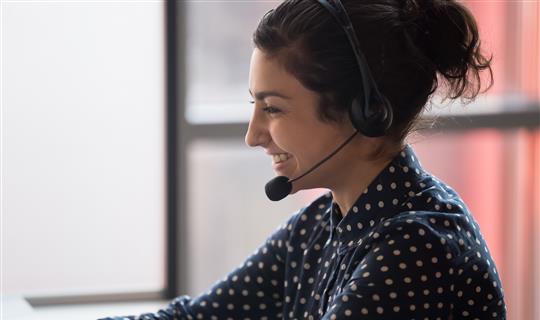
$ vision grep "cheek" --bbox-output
[269,121,297,146]
[271,126,317,163]
[271,130,297,154]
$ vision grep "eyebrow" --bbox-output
[249,89,292,100]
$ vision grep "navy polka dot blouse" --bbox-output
[101,145,506,319]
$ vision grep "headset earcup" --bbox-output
[349,93,393,137]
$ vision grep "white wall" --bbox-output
[1,1,165,295]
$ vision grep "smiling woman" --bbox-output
[102,0,506,319]
[246,47,381,206]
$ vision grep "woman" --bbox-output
[103,0,506,319]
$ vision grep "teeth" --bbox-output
[272,153,290,164]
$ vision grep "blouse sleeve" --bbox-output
[320,215,505,319]
[98,211,300,320]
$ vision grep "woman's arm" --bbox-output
[98,211,301,320]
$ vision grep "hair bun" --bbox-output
[400,0,492,100]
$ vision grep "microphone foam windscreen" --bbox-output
[265,176,292,201]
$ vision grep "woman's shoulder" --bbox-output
[362,203,504,289]
[379,175,489,267]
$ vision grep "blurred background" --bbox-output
[1,0,538,319]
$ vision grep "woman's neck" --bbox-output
[329,142,400,218]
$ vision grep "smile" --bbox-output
[272,153,291,164]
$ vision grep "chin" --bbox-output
[273,161,299,179]
[289,178,311,194]
[272,169,289,178]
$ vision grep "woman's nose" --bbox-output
[245,112,268,148]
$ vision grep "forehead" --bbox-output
[248,48,307,99]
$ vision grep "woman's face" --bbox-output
[246,48,355,193]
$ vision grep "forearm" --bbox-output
[98,296,192,320]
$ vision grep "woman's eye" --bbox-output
[248,100,281,115]
[262,106,281,114]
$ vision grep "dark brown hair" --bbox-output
[252,0,493,142]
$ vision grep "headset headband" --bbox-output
[315,0,391,128]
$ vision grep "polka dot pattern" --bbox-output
[100,145,506,319]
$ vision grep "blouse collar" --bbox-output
[328,144,427,254]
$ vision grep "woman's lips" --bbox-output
[271,153,292,172]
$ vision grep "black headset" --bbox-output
[315,0,393,137]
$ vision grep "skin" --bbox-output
[245,48,401,217]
